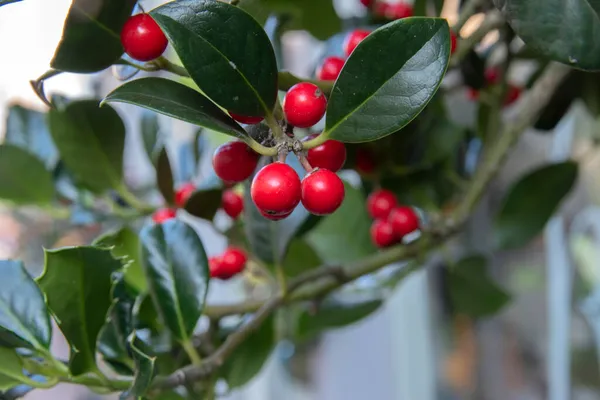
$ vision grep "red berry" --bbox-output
[175,182,195,207]
[388,206,420,239]
[504,84,522,106]
[212,141,259,183]
[260,209,293,221]
[220,247,247,278]
[152,208,176,223]
[301,169,345,215]
[360,0,373,7]
[391,2,413,19]
[370,219,396,248]
[303,134,347,172]
[229,112,264,125]
[343,29,370,56]
[316,56,345,81]
[251,162,302,216]
[222,189,244,219]
[121,14,168,62]
[356,147,377,174]
[367,189,397,220]
[283,83,328,128]
[209,256,226,279]
[450,31,458,54]
[374,2,391,17]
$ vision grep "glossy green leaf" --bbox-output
[494,161,578,249]
[0,260,51,351]
[306,182,376,264]
[5,104,57,169]
[150,0,278,116]
[184,189,222,221]
[494,0,600,70]
[283,240,321,278]
[156,148,175,206]
[0,145,54,205]
[0,348,31,390]
[51,0,137,73]
[103,78,248,138]
[141,111,161,166]
[297,299,382,340]
[325,18,450,142]
[140,220,209,342]
[120,334,155,400]
[48,100,125,194]
[224,315,274,388]
[38,247,122,375]
[447,255,510,318]
[94,227,146,293]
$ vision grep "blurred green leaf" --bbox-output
[0,348,31,390]
[141,111,161,166]
[156,148,175,206]
[120,334,155,400]
[0,145,54,205]
[283,240,321,278]
[184,189,222,221]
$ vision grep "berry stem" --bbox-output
[182,340,203,366]
[265,110,284,139]
[116,58,160,72]
[298,154,313,172]
[301,132,328,150]
[153,56,191,77]
[244,137,278,156]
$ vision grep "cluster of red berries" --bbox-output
[316,29,370,82]
[467,67,522,106]
[367,189,420,248]
[208,246,248,280]
[364,0,414,20]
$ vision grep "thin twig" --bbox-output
[452,10,505,64]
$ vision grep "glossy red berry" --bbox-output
[367,189,398,220]
[391,2,413,19]
[301,169,345,215]
[212,141,259,183]
[121,14,168,62]
[283,83,328,128]
[175,182,195,207]
[316,56,345,81]
[222,189,244,219]
[229,112,264,125]
[220,247,247,277]
[260,209,293,221]
[360,0,373,7]
[251,162,302,216]
[343,29,370,56]
[370,219,396,248]
[450,31,458,54]
[152,208,176,223]
[303,134,347,172]
[374,1,391,17]
[356,147,377,174]
[504,84,522,106]
[209,256,226,279]
[388,206,420,239]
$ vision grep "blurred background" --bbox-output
[2,0,600,399]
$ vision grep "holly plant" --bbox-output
[0,0,591,398]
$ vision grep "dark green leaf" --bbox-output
[120,334,155,400]
[297,300,382,340]
[151,0,278,116]
[0,145,54,205]
[283,240,321,278]
[103,78,248,138]
[325,18,450,142]
[141,111,161,166]
[98,320,134,376]
[306,182,376,264]
[156,148,175,206]
[38,247,122,375]
[51,0,137,73]
[48,100,125,194]
[224,316,274,388]
[447,255,510,318]
[0,0,22,7]
[94,227,147,293]
[0,349,31,390]
[5,104,57,169]
[494,161,578,249]
[494,0,600,70]
[183,189,222,221]
[0,260,51,351]
[140,220,209,341]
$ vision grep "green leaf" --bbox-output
[0,348,32,390]
[494,161,578,249]
[0,0,22,7]
[0,260,52,351]
[140,220,209,342]
[5,104,58,169]
[0,145,54,205]
[48,100,125,194]
[156,148,175,206]
[325,18,450,142]
[120,334,155,400]
[51,0,137,73]
[297,299,382,340]
[150,0,278,116]
[494,0,600,70]
[306,182,376,264]
[224,315,274,388]
[183,189,222,221]
[103,78,248,138]
[283,240,321,278]
[94,227,147,293]
[447,255,510,318]
[141,111,161,166]
[38,247,122,375]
